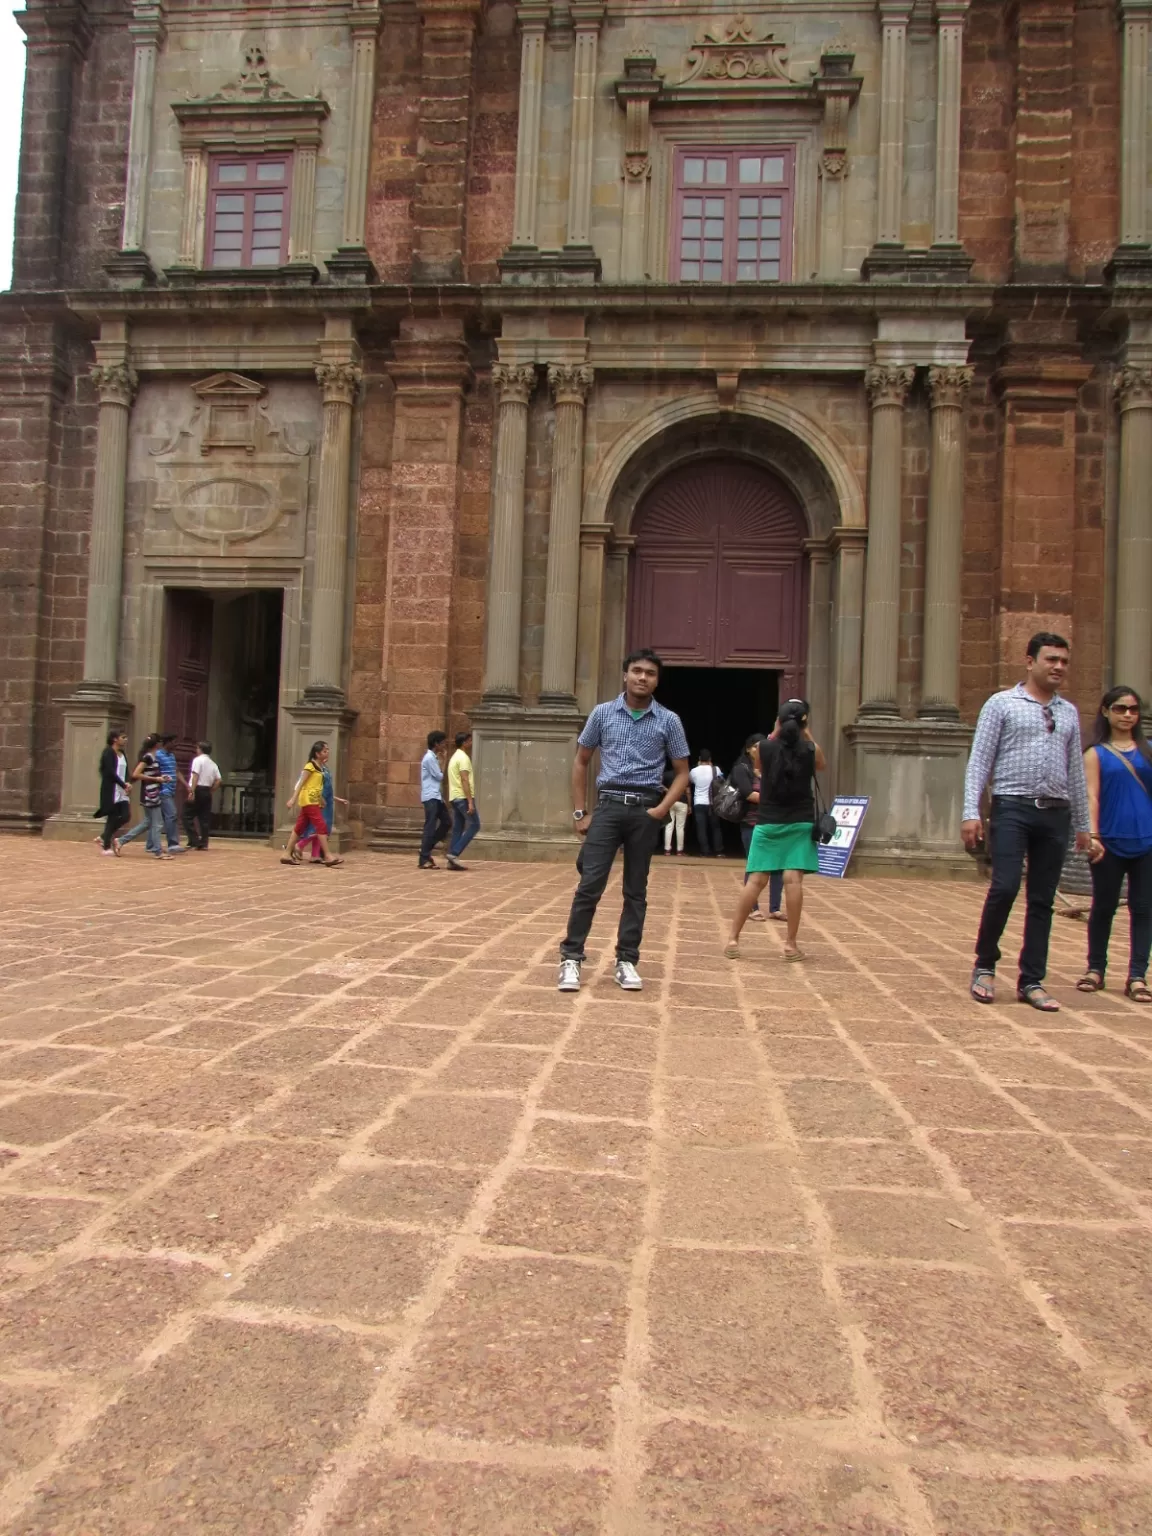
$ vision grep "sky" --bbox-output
[0,5,26,291]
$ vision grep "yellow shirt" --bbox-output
[447,748,472,802]
[298,762,325,807]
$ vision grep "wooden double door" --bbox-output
[627,459,808,693]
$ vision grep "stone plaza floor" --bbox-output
[1,840,1151,1534]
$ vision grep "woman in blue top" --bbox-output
[1079,686,1152,1002]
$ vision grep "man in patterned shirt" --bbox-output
[962,632,1092,1011]
[558,649,690,993]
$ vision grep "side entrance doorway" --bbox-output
[162,588,283,838]
[627,458,808,849]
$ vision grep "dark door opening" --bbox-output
[657,666,780,854]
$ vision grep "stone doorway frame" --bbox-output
[580,389,865,790]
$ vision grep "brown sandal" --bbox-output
[1018,984,1060,1013]
[1076,971,1105,993]
[1125,978,1152,1004]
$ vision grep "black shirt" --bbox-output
[139,753,163,807]
[756,739,815,825]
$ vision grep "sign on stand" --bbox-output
[817,796,870,878]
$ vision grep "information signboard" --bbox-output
[816,795,871,878]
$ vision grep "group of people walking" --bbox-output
[96,731,220,856]
[415,729,481,871]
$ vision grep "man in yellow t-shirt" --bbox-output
[446,729,479,870]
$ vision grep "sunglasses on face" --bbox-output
[1111,704,1140,714]
[1042,706,1055,734]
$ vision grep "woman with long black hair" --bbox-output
[1078,685,1152,1001]
[729,733,771,920]
[725,699,826,962]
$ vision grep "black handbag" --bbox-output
[811,770,836,844]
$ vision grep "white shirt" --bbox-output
[114,752,130,803]
[189,754,221,790]
[690,763,719,805]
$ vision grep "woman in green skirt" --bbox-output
[725,698,826,961]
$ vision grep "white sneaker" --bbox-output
[557,958,582,992]
[614,960,643,991]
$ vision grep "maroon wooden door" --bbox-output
[163,590,213,775]
[628,460,808,690]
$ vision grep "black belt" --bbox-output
[993,795,1070,811]
[598,786,663,807]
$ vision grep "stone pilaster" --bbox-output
[1109,0,1152,284]
[576,521,612,712]
[106,0,164,288]
[815,47,863,280]
[562,2,605,276]
[615,51,661,282]
[81,354,138,693]
[873,1,913,250]
[541,365,593,705]
[412,0,482,282]
[482,363,536,703]
[831,526,867,765]
[327,0,382,282]
[859,364,915,716]
[1114,366,1152,700]
[306,333,362,705]
[509,2,550,250]
[932,1,969,253]
[920,365,973,717]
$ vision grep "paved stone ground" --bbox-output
[1,842,1152,1534]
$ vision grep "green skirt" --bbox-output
[746,821,819,874]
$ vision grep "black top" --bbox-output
[756,739,815,825]
[728,756,760,827]
[138,753,163,807]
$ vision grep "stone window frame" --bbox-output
[671,146,796,283]
[169,91,329,280]
[207,153,293,270]
[647,115,819,284]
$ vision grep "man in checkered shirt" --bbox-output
[962,631,1092,1011]
[558,649,690,993]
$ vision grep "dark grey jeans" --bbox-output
[561,798,663,965]
[974,797,1071,989]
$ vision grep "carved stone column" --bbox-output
[576,521,611,711]
[81,358,138,691]
[615,51,661,282]
[816,47,863,280]
[106,0,165,287]
[1110,0,1152,282]
[482,363,536,702]
[541,365,593,705]
[920,365,973,717]
[860,363,915,715]
[1115,365,1152,699]
[932,0,969,252]
[306,347,362,702]
[563,2,604,272]
[509,2,550,250]
[874,0,913,250]
[328,0,382,281]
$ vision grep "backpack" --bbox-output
[710,770,745,823]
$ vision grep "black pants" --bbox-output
[101,800,131,849]
[419,798,452,864]
[561,799,663,965]
[974,798,1071,989]
[1087,845,1152,981]
[183,788,213,848]
[693,804,723,855]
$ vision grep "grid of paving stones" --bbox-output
[1,840,1152,1534]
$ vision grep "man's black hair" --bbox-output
[1026,631,1070,659]
[623,647,663,677]
[160,732,177,743]
[106,728,124,746]
[697,748,712,760]
[427,730,447,750]
[198,740,212,754]
[455,730,472,748]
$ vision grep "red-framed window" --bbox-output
[207,156,291,269]
[672,148,794,283]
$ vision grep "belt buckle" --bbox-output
[622,792,641,806]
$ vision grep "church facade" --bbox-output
[1,0,1150,868]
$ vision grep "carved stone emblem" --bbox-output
[146,373,310,558]
[682,15,791,85]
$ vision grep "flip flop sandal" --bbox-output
[970,967,995,1004]
[784,948,805,962]
[749,911,767,922]
[1018,985,1060,1012]
[280,854,302,866]
[723,943,740,959]
[322,857,345,867]
[1125,978,1152,1004]
[1076,972,1105,992]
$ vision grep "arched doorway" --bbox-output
[627,457,808,776]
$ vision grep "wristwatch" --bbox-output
[572,810,586,822]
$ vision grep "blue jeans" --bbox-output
[741,825,783,912]
[119,814,149,845]
[144,804,165,854]
[975,798,1070,988]
[449,799,480,858]
[419,799,452,864]
[161,796,180,850]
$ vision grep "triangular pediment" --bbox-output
[192,373,267,401]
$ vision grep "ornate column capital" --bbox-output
[934,0,970,23]
[1117,365,1152,409]
[128,0,166,47]
[349,0,382,38]
[316,362,363,405]
[547,364,593,406]
[493,362,537,406]
[927,365,974,409]
[91,363,139,407]
[865,364,916,408]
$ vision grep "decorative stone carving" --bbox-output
[91,363,139,408]
[1117,365,1152,410]
[821,151,848,181]
[147,373,310,558]
[682,15,791,84]
[548,364,593,405]
[865,364,916,408]
[316,362,363,405]
[927,365,974,410]
[493,362,537,405]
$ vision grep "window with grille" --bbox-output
[672,149,794,283]
[208,157,291,269]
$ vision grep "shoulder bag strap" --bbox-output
[1102,743,1152,801]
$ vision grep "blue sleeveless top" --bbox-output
[1095,744,1152,858]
